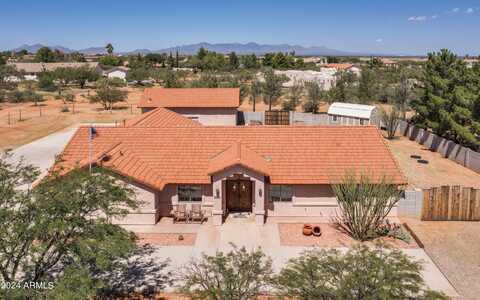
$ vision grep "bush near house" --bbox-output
[275,245,447,300]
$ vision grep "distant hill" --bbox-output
[9,42,379,56]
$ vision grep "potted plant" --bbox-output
[312,225,322,237]
[303,224,313,236]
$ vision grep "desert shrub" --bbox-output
[38,71,57,91]
[381,107,401,139]
[275,245,447,300]
[332,171,402,241]
[178,244,273,300]
[6,90,43,104]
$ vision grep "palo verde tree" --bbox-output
[381,107,401,139]
[275,245,447,300]
[410,49,480,150]
[178,244,273,300]
[262,68,284,111]
[0,152,139,299]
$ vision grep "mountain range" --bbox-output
[9,42,376,56]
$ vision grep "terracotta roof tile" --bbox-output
[137,88,240,108]
[55,126,407,189]
[124,107,201,127]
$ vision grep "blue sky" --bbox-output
[1,0,480,55]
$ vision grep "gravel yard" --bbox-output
[278,223,418,248]
[386,136,480,189]
[136,233,197,246]
[402,218,480,300]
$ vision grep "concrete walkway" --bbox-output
[128,217,459,298]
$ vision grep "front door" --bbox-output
[226,180,252,212]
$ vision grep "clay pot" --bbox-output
[312,226,322,237]
[303,224,313,236]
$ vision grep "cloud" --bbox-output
[452,7,460,13]
[466,8,474,14]
[408,16,427,22]
[375,38,383,43]
[431,14,438,19]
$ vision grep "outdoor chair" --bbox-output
[172,204,188,223]
[190,203,206,224]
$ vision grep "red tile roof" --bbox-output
[124,107,201,127]
[324,63,354,70]
[138,88,240,108]
[207,141,270,175]
[55,126,406,190]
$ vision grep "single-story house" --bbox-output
[55,107,405,226]
[104,66,130,81]
[323,63,361,76]
[7,62,102,81]
[327,102,379,126]
[137,88,240,126]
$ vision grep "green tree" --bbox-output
[411,49,480,150]
[197,47,207,60]
[303,81,323,113]
[329,71,357,102]
[357,67,378,104]
[38,71,57,91]
[73,66,100,88]
[99,55,122,67]
[105,43,114,55]
[179,244,273,300]
[241,54,259,69]
[228,51,239,70]
[35,47,56,62]
[0,152,138,299]
[283,81,303,111]
[276,245,447,300]
[126,67,150,82]
[248,79,262,112]
[332,171,402,241]
[262,68,284,111]
[91,79,128,110]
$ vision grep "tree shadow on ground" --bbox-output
[98,244,173,298]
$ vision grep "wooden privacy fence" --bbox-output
[422,186,480,221]
[264,110,290,125]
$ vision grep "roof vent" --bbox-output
[264,155,272,162]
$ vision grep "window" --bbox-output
[360,119,365,125]
[332,115,338,122]
[269,185,293,202]
[178,185,202,202]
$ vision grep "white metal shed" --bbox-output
[327,102,379,125]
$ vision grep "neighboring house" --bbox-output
[137,88,240,126]
[7,62,102,81]
[323,63,361,76]
[273,69,337,90]
[55,108,405,226]
[104,66,130,81]
[328,102,379,126]
[380,58,398,68]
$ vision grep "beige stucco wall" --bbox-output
[169,107,237,126]
[112,180,160,225]
[157,184,214,216]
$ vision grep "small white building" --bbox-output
[327,102,379,126]
[104,66,130,81]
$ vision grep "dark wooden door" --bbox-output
[226,180,252,212]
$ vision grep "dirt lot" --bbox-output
[386,136,480,189]
[0,87,144,149]
[402,218,480,300]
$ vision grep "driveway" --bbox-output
[402,218,480,300]
[8,123,114,178]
